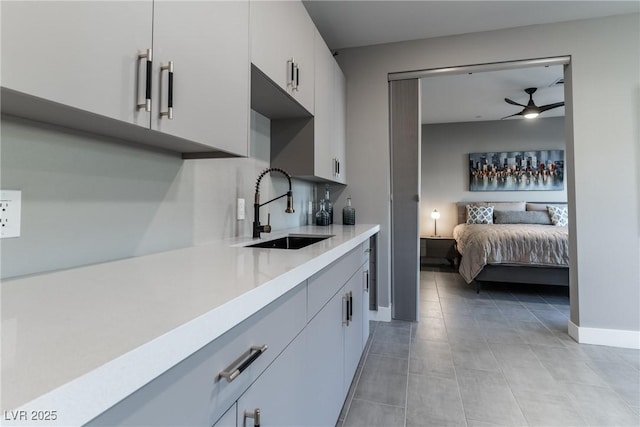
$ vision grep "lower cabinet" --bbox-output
[88,242,373,427]
[236,329,309,427]
[213,404,236,427]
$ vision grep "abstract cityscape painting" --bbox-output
[469,150,564,191]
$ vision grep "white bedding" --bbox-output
[453,223,569,283]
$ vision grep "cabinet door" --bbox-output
[1,1,152,128]
[213,404,236,427]
[344,266,364,394]
[250,0,314,114]
[313,30,335,182]
[305,290,346,425]
[333,62,347,184]
[287,1,315,114]
[152,1,249,156]
[250,1,291,94]
[236,329,309,427]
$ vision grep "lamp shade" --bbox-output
[431,209,440,220]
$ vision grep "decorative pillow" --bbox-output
[466,205,494,224]
[526,203,567,212]
[494,210,552,225]
[547,205,569,226]
[471,201,525,212]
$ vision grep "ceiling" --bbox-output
[302,1,639,51]
[420,65,565,124]
[302,1,638,125]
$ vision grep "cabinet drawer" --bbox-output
[307,246,363,320]
[87,284,306,427]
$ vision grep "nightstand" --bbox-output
[420,236,457,266]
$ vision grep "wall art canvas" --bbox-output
[469,150,564,191]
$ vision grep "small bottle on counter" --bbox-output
[315,200,330,226]
[342,195,356,225]
[323,184,333,224]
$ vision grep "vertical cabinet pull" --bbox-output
[349,291,353,321]
[215,345,268,383]
[294,64,300,91]
[343,294,350,326]
[288,58,295,88]
[160,61,174,119]
[337,159,340,177]
[244,408,261,427]
[137,48,152,112]
[364,270,370,292]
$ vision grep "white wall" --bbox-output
[0,111,313,279]
[338,14,639,335]
[421,117,567,237]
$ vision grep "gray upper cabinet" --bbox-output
[1,1,249,157]
[270,30,346,184]
[1,1,153,128]
[314,30,347,184]
[151,1,249,157]
[250,0,315,115]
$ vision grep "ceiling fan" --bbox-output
[502,87,564,119]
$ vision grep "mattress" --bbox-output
[453,223,569,283]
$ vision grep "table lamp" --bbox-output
[431,209,440,236]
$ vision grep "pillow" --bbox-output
[471,201,526,212]
[547,205,569,226]
[494,210,552,225]
[466,205,494,224]
[526,203,567,212]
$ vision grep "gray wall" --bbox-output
[337,14,639,332]
[421,117,567,236]
[0,111,313,279]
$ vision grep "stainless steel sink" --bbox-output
[246,234,333,250]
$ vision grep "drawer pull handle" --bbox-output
[216,345,267,383]
[244,408,261,427]
[137,48,152,112]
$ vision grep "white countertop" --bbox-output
[1,224,379,426]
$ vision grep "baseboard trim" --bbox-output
[369,306,392,322]
[568,320,640,349]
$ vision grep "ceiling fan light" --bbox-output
[524,112,539,119]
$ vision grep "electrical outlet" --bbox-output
[237,198,245,220]
[0,190,22,238]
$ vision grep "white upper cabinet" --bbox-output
[152,1,249,156]
[1,1,153,129]
[250,0,315,114]
[1,1,250,157]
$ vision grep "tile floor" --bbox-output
[337,266,640,427]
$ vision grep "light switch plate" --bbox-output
[0,190,22,238]
[237,198,245,220]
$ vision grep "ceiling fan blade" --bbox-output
[501,111,523,120]
[504,98,526,107]
[539,102,565,113]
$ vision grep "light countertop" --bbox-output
[1,224,379,426]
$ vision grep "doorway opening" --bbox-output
[389,57,576,327]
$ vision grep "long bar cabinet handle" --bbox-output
[160,61,174,119]
[215,344,268,383]
[137,48,152,112]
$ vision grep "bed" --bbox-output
[453,202,569,291]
